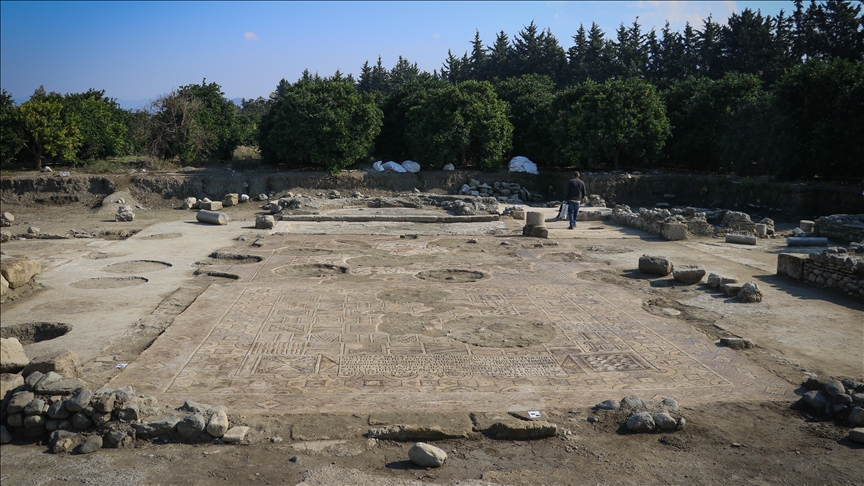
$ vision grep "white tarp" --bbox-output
[382,161,407,173]
[373,161,408,172]
[442,163,455,171]
[401,160,420,173]
[508,156,538,174]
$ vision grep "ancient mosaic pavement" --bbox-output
[110,235,794,413]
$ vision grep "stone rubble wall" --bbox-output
[459,179,543,203]
[815,214,864,243]
[611,205,715,240]
[778,249,864,300]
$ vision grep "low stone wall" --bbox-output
[815,214,864,243]
[611,205,715,240]
[777,250,864,300]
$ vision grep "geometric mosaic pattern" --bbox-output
[110,235,795,413]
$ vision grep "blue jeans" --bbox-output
[567,201,580,227]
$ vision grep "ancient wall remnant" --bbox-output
[777,249,864,300]
[815,214,864,243]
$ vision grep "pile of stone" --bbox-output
[266,195,323,216]
[0,341,248,451]
[1,255,42,304]
[814,214,864,243]
[114,205,135,222]
[502,206,526,220]
[798,377,864,443]
[611,205,714,241]
[459,179,542,203]
[182,193,251,211]
[716,211,775,238]
[439,198,497,216]
[593,395,685,433]
[587,194,606,207]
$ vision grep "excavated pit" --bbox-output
[273,263,349,278]
[0,322,72,345]
[102,260,173,273]
[69,276,149,289]
[415,269,487,283]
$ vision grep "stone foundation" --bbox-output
[814,214,864,243]
[611,205,715,240]
[777,250,864,300]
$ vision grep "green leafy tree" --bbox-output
[236,97,270,147]
[405,80,512,170]
[374,75,445,162]
[148,90,209,164]
[15,96,82,170]
[794,0,864,62]
[493,74,556,167]
[259,80,382,172]
[614,19,647,79]
[62,89,129,161]
[177,79,240,160]
[553,78,670,170]
[661,72,764,172]
[487,31,515,81]
[765,58,864,179]
[0,89,26,165]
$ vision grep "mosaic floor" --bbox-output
[110,234,794,413]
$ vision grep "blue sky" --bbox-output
[1,1,792,105]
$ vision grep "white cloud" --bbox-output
[243,32,259,42]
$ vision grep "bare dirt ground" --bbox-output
[1,172,862,485]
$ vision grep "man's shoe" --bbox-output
[568,226,575,230]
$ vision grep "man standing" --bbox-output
[564,171,586,230]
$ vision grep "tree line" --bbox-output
[1,0,862,179]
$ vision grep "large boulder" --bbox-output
[672,264,706,284]
[181,197,198,210]
[638,255,672,276]
[0,256,41,289]
[255,215,275,229]
[1,337,29,373]
[222,193,239,208]
[115,205,135,222]
[1,275,8,302]
[626,412,656,432]
[408,442,447,468]
[206,410,229,438]
[737,282,763,303]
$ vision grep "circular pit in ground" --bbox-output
[415,269,487,283]
[273,263,349,278]
[102,260,172,273]
[0,322,71,345]
[70,276,148,289]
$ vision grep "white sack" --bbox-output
[401,160,421,173]
[382,161,407,173]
